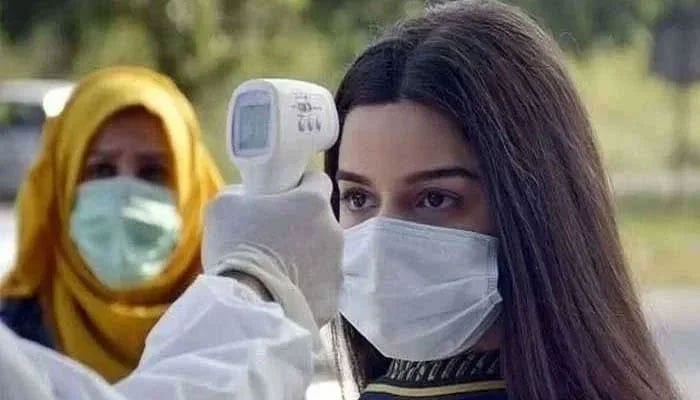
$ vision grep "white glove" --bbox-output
[202,172,343,334]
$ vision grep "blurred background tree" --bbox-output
[0,0,669,87]
[0,0,670,141]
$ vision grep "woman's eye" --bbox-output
[138,163,168,184]
[340,189,377,212]
[90,162,117,179]
[417,190,459,210]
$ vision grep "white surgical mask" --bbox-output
[339,217,502,361]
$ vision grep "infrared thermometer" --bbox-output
[227,79,339,194]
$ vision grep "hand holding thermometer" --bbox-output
[227,79,339,194]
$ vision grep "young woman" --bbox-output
[0,66,222,382]
[326,1,679,399]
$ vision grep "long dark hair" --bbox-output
[325,1,679,399]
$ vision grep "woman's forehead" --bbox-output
[89,109,168,154]
[338,101,479,181]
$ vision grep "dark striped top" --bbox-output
[361,351,507,399]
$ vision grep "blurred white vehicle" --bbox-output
[0,80,72,276]
[0,79,73,199]
[0,204,13,277]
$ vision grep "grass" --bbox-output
[569,36,700,174]
[617,195,700,288]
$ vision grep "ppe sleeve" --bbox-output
[115,275,314,400]
[0,275,313,400]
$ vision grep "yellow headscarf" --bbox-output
[0,66,223,382]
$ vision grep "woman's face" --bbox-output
[338,100,503,351]
[81,108,173,188]
[337,101,494,234]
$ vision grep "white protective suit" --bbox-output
[0,275,314,400]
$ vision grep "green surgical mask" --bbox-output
[70,177,182,290]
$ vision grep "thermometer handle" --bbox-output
[240,159,306,195]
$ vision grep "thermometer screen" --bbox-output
[238,104,270,151]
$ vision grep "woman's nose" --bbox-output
[376,200,407,221]
[116,158,139,179]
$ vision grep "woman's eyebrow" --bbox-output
[87,149,120,159]
[336,170,372,185]
[135,150,168,159]
[404,167,479,184]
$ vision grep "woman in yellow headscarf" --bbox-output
[0,66,222,382]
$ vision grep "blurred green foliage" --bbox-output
[0,0,672,80]
[0,0,680,88]
[617,194,700,287]
[0,0,682,179]
[0,0,698,181]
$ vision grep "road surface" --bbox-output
[644,289,700,399]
